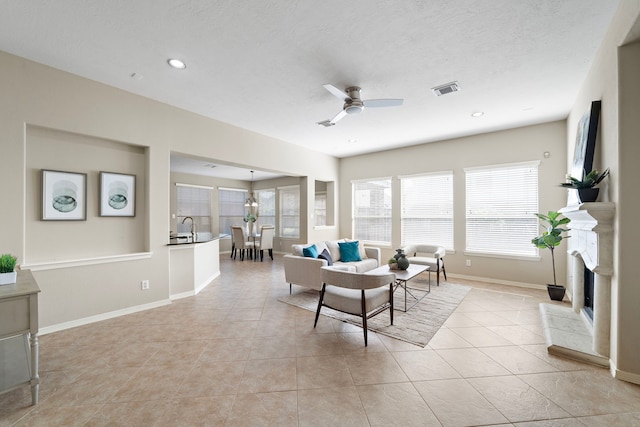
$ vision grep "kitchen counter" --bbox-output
[168,233,228,246]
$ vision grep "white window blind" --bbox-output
[176,184,212,235]
[255,188,275,230]
[218,188,247,236]
[465,161,539,257]
[400,171,454,250]
[279,186,300,238]
[352,178,392,245]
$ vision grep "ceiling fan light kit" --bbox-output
[317,84,403,126]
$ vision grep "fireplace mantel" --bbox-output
[560,202,614,275]
[541,202,615,362]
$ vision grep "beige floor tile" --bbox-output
[414,378,509,426]
[427,328,474,349]
[337,331,387,353]
[449,326,514,347]
[84,399,169,426]
[237,358,297,394]
[520,370,640,416]
[479,346,559,374]
[357,382,441,426]
[578,412,640,426]
[198,339,254,363]
[155,396,234,426]
[344,352,409,385]
[4,256,639,426]
[487,325,546,345]
[296,355,354,389]
[392,350,460,381]
[225,391,298,427]
[468,375,570,422]
[249,335,297,359]
[297,386,369,427]
[12,404,103,427]
[295,333,345,357]
[176,361,245,397]
[435,348,511,378]
[110,364,189,403]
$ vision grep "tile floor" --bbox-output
[2,255,640,426]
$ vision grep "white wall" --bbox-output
[567,0,640,383]
[339,121,568,288]
[0,50,339,329]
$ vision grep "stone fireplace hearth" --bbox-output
[539,202,614,366]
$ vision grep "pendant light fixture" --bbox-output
[244,170,258,207]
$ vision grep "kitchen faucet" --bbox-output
[181,216,196,241]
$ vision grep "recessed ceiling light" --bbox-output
[471,111,484,117]
[167,58,186,69]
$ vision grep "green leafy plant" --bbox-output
[560,168,609,189]
[243,213,257,223]
[0,254,17,273]
[531,211,570,286]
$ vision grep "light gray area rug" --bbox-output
[279,278,470,347]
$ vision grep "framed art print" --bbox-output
[42,169,87,220]
[568,100,601,205]
[100,172,136,217]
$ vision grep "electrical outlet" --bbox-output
[141,280,150,290]
[465,259,472,267]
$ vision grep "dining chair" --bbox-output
[231,226,255,260]
[254,226,275,261]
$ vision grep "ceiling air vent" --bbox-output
[431,81,460,96]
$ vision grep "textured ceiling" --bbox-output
[0,1,620,161]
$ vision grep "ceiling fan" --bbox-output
[317,84,403,127]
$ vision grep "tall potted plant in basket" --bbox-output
[531,211,571,301]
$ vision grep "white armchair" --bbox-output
[315,266,395,346]
[403,244,447,286]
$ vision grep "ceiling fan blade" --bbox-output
[330,109,348,124]
[323,84,351,101]
[363,98,404,108]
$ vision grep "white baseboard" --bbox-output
[447,272,546,290]
[40,299,171,335]
[610,359,640,385]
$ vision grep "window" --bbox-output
[465,161,539,257]
[176,184,212,237]
[315,192,326,226]
[352,178,392,245]
[400,171,454,250]
[279,185,300,238]
[218,188,247,236]
[255,188,275,230]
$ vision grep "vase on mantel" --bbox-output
[578,188,599,203]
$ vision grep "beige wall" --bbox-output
[339,121,568,288]
[0,50,338,329]
[566,0,640,382]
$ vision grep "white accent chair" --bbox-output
[315,266,395,346]
[402,244,447,286]
[254,225,275,261]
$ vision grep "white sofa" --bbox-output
[283,239,380,292]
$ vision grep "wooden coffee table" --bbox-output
[366,264,430,312]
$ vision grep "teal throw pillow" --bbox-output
[302,244,318,258]
[338,241,362,262]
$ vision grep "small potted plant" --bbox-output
[531,211,570,301]
[559,168,609,203]
[0,253,18,285]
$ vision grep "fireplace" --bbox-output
[539,202,614,364]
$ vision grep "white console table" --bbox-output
[0,269,40,405]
